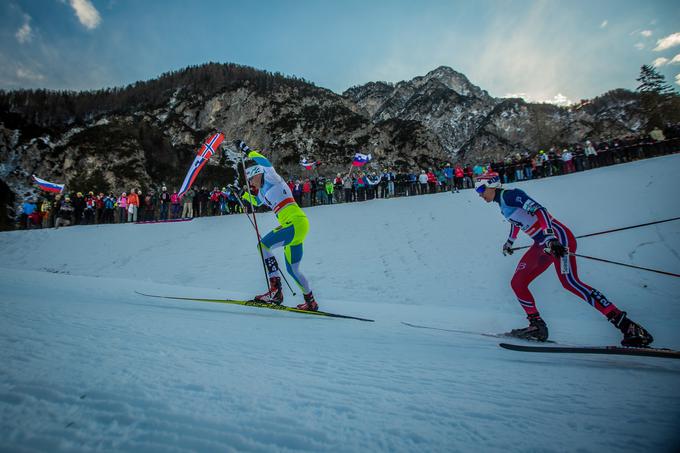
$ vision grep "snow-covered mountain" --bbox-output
[1,155,679,451]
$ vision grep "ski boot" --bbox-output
[608,310,653,347]
[296,292,318,312]
[254,277,283,305]
[507,313,549,342]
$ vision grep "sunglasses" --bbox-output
[475,185,487,194]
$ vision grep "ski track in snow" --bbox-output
[1,155,680,452]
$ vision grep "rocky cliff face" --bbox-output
[344,66,497,154]
[0,63,648,218]
[343,67,645,161]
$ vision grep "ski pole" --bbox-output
[238,148,271,293]
[511,216,680,252]
[575,216,680,240]
[570,253,680,278]
[231,187,297,295]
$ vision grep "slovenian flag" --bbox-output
[352,152,372,167]
[178,132,225,198]
[300,157,321,170]
[32,175,64,193]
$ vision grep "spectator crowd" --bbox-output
[16,128,680,230]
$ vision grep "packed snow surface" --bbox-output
[1,155,680,452]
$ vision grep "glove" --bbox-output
[502,240,514,256]
[232,140,249,154]
[544,239,567,257]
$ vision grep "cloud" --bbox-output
[640,30,652,38]
[15,14,33,44]
[16,67,45,81]
[502,92,574,107]
[652,57,669,67]
[548,93,573,107]
[68,0,101,29]
[503,92,528,99]
[464,3,589,103]
[676,74,680,86]
[600,20,608,28]
[654,32,680,52]
[671,54,680,64]
[634,42,645,50]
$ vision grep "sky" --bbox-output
[1,0,679,105]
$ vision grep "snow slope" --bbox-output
[1,155,679,452]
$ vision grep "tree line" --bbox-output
[0,62,318,129]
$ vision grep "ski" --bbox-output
[499,342,680,359]
[401,322,556,343]
[135,291,374,322]
[135,218,194,225]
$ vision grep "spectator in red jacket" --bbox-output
[426,169,438,193]
[210,187,221,215]
[170,189,181,218]
[454,164,465,192]
[302,178,312,207]
[95,193,104,223]
[464,165,474,188]
[127,188,140,222]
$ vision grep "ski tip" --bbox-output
[499,342,518,350]
[319,311,375,322]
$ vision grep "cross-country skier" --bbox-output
[475,172,653,347]
[234,140,318,311]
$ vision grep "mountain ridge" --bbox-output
[0,62,652,205]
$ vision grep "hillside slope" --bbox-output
[1,155,679,452]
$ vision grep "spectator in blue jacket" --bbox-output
[21,199,37,229]
[443,164,454,192]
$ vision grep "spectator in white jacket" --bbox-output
[418,170,428,195]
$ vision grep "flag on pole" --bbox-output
[178,132,225,198]
[352,152,372,167]
[32,175,64,193]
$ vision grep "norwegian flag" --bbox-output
[352,152,372,167]
[178,132,225,198]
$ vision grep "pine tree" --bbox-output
[635,65,679,130]
[636,65,674,95]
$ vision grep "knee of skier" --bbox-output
[510,274,526,295]
[285,259,294,275]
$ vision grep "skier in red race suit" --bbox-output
[474,172,653,347]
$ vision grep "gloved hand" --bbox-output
[232,140,249,153]
[502,240,514,256]
[544,239,567,257]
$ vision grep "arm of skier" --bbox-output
[247,150,273,168]
[233,140,273,167]
[242,192,260,207]
[503,224,520,255]
[502,189,556,242]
